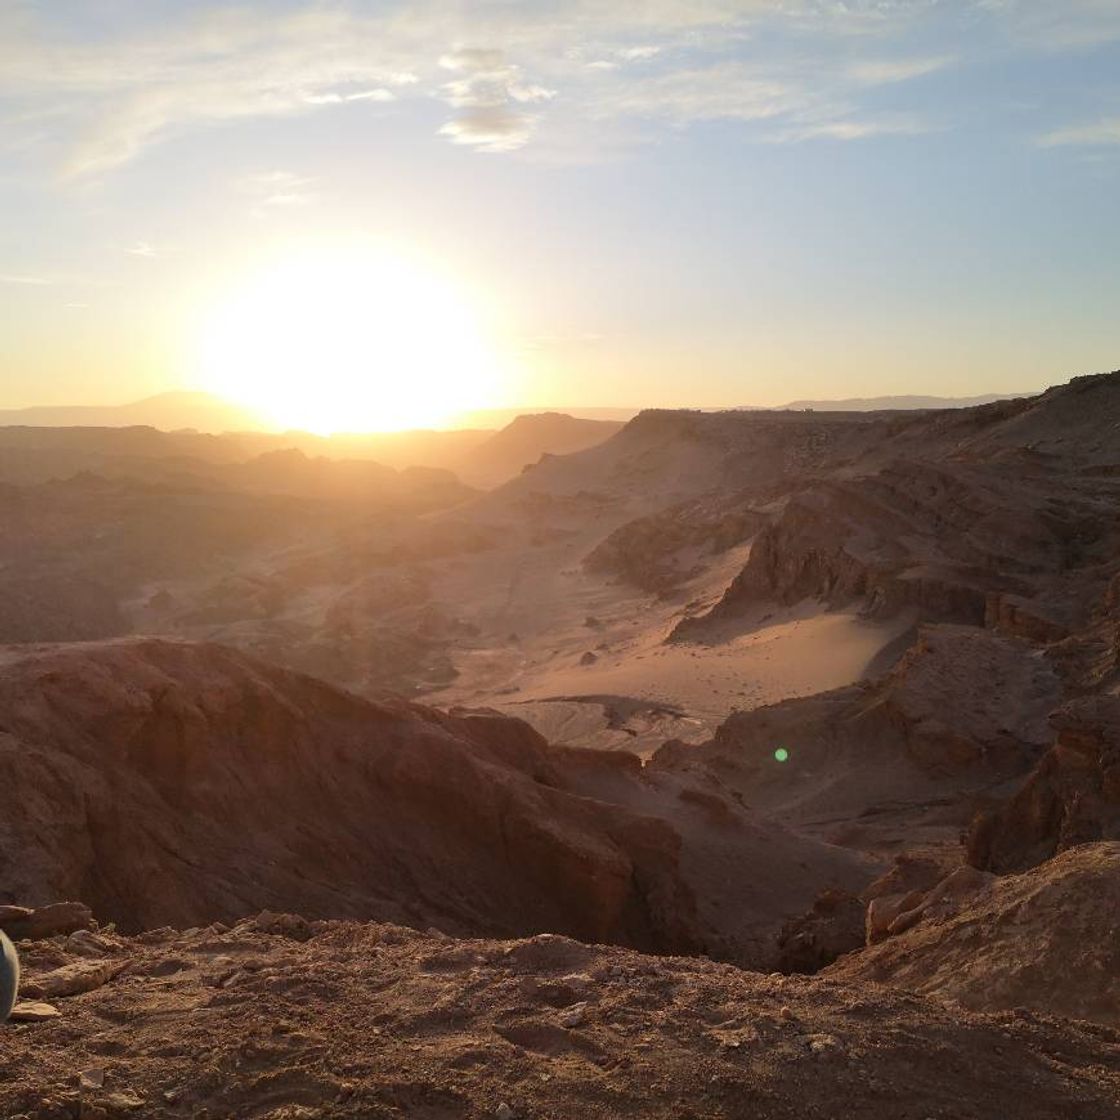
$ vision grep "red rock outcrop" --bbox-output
[967,696,1120,873]
[584,494,766,592]
[773,888,866,974]
[826,841,1120,1027]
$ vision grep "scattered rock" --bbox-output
[80,1090,145,1118]
[807,1033,841,1056]
[8,1000,61,1022]
[2,917,1119,1118]
[22,959,128,1001]
[65,930,115,958]
[558,1001,588,1028]
[243,911,314,942]
[0,902,93,943]
[776,888,865,973]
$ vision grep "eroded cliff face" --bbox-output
[675,456,1118,640]
[1047,569,1120,692]
[967,696,1120,874]
[667,372,1120,645]
[584,494,767,593]
[0,638,871,968]
[0,639,686,949]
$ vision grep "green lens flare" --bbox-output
[774,748,789,763]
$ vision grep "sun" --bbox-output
[195,249,505,433]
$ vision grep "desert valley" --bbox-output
[5,2,1120,1114]
[2,371,1120,1117]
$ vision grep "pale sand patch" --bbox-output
[521,604,913,721]
[440,599,915,751]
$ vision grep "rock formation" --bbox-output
[967,697,1120,873]
[826,841,1120,1026]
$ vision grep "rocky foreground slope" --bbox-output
[3,911,1120,1120]
[0,637,872,969]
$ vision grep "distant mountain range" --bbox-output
[0,392,638,434]
[0,388,1041,440]
[454,405,639,426]
[0,405,624,491]
[766,392,1035,412]
[0,391,263,433]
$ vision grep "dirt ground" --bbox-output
[3,914,1120,1120]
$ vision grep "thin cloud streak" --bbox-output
[848,55,956,85]
[984,0,1120,50]
[1038,119,1120,147]
[238,170,320,210]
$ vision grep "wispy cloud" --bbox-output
[982,0,1120,50]
[302,88,396,106]
[849,55,956,86]
[437,47,554,151]
[0,1,1111,177]
[770,114,933,142]
[599,63,802,126]
[0,273,52,285]
[238,170,319,209]
[1038,118,1120,147]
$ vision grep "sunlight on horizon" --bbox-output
[195,248,510,434]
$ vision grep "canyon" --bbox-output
[2,371,1120,1117]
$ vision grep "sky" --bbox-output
[1,0,1119,424]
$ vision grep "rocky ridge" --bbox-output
[2,911,1119,1119]
[825,841,1120,1026]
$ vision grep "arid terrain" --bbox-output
[2,371,1120,1116]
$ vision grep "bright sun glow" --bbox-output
[197,249,506,433]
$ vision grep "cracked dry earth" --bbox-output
[3,915,1120,1120]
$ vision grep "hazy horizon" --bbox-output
[0,383,1054,436]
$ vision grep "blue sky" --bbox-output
[1,0,1118,416]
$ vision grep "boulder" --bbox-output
[0,902,93,943]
